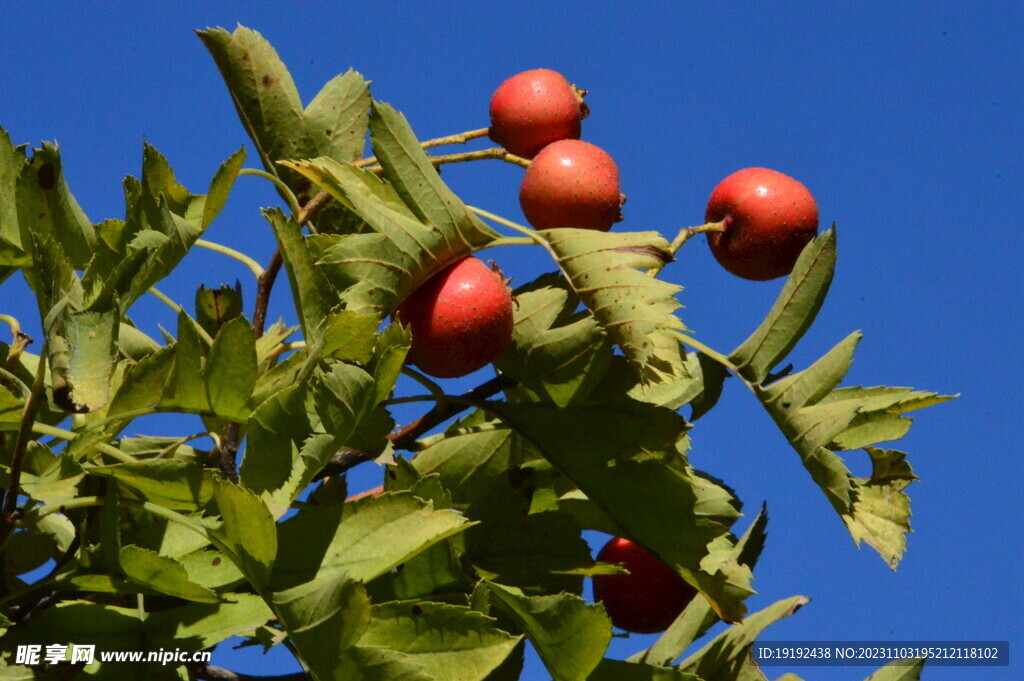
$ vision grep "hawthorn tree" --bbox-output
[0,25,953,681]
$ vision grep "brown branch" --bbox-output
[217,421,241,481]
[314,373,516,480]
[0,348,48,545]
[252,251,283,339]
[190,663,307,681]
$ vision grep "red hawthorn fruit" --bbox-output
[519,139,623,231]
[394,257,514,379]
[489,68,588,159]
[705,167,819,281]
[592,537,697,634]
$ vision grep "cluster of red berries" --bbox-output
[396,68,820,378]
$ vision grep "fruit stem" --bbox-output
[467,206,538,240]
[194,239,265,279]
[429,147,530,168]
[486,237,536,248]
[669,220,726,254]
[352,127,491,169]
[239,168,302,218]
[675,333,735,370]
[646,221,727,278]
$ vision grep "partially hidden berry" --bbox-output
[705,167,819,281]
[489,68,588,159]
[592,537,697,634]
[519,139,623,231]
[394,257,515,379]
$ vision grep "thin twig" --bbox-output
[293,129,506,227]
[0,346,48,540]
[314,373,517,480]
[252,251,283,339]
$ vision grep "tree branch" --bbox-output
[190,663,307,681]
[0,348,48,546]
[252,251,283,339]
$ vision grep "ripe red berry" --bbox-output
[592,537,697,634]
[519,140,623,232]
[489,69,588,159]
[394,257,514,379]
[705,167,819,281]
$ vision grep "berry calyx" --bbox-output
[705,167,819,281]
[489,69,588,159]
[519,140,623,232]
[394,257,515,379]
[592,537,697,634]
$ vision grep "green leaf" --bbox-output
[492,401,752,622]
[176,547,245,591]
[313,361,388,448]
[271,573,372,679]
[410,420,514,509]
[463,468,593,594]
[48,308,120,413]
[748,341,952,568]
[634,506,770,666]
[119,545,219,603]
[19,452,84,506]
[359,601,522,681]
[146,593,272,650]
[264,207,340,340]
[677,596,809,679]
[841,448,918,569]
[90,459,214,511]
[106,345,174,417]
[0,126,30,268]
[197,26,305,178]
[241,384,309,511]
[273,491,473,590]
[197,26,370,200]
[205,316,258,420]
[285,104,500,317]
[488,582,611,681]
[16,141,96,270]
[495,273,613,407]
[588,659,701,681]
[319,310,380,363]
[202,146,247,228]
[862,658,926,681]
[195,281,244,337]
[369,321,412,404]
[729,228,837,383]
[304,69,374,165]
[161,311,211,414]
[530,227,687,384]
[209,479,276,592]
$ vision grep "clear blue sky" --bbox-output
[1,3,1020,679]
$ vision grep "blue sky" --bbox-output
[1,3,1020,679]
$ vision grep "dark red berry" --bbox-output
[705,167,819,281]
[593,537,697,634]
